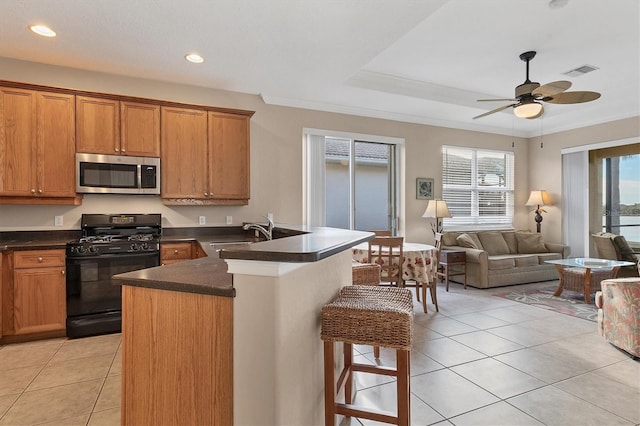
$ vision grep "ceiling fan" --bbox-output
[473,51,601,120]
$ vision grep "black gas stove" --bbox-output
[66,213,161,257]
[65,214,162,338]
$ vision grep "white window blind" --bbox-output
[442,146,515,230]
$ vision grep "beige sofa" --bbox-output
[441,230,570,289]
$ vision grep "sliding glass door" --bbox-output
[307,134,398,233]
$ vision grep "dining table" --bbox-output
[351,241,438,312]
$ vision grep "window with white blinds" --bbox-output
[442,146,515,230]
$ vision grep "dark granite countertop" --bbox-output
[113,255,236,297]
[2,225,372,298]
[115,225,372,297]
[0,230,81,252]
[218,225,372,262]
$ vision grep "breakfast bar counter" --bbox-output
[114,225,372,426]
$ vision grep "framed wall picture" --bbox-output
[416,178,434,200]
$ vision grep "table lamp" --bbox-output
[525,190,551,233]
[422,200,451,235]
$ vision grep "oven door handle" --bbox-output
[66,252,160,261]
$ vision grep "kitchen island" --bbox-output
[113,225,372,426]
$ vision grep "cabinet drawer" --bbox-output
[161,243,193,261]
[441,250,466,263]
[14,250,65,268]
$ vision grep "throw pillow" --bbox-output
[477,232,511,255]
[456,233,479,249]
[501,231,518,254]
[516,232,549,254]
[612,235,638,263]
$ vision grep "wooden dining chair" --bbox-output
[368,236,404,288]
[369,230,392,237]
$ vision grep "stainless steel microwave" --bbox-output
[76,153,160,195]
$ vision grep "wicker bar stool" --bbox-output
[321,285,413,426]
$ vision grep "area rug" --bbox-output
[494,286,598,322]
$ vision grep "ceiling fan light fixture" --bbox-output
[514,101,543,119]
[29,24,56,38]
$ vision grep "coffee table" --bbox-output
[545,258,635,302]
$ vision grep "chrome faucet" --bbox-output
[242,216,275,240]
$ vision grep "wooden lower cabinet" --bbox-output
[121,285,233,425]
[1,249,67,340]
[160,241,206,265]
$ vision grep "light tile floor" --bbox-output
[0,280,637,425]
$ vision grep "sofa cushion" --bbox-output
[513,254,539,267]
[612,234,638,263]
[501,231,518,254]
[456,233,481,250]
[538,252,562,264]
[442,232,462,247]
[487,256,515,270]
[516,232,549,254]
[477,232,510,255]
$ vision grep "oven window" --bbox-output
[80,162,138,188]
[66,253,159,317]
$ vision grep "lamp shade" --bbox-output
[525,190,552,207]
[422,200,452,218]
[514,101,543,119]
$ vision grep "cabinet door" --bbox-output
[37,92,76,197]
[121,101,160,157]
[208,112,250,200]
[13,266,66,335]
[0,87,37,196]
[161,107,208,199]
[76,96,120,154]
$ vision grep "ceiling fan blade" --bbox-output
[545,91,601,104]
[472,103,515,119]
[532,80,572,97]
[477,98,517,102]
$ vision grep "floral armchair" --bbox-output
[595,277,640,357]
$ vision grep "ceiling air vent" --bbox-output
[563,64,599,77]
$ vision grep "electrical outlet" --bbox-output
[198,216,206,225]
[54,215,63,227]
[226,215,233,225]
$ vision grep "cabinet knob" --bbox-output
[31,189,36,194]
[115,148,119,152]
[121,148,125,152]
[38,257,43,262]
[173,249,179,254]
[204,192,209,196]
[38,189,43,194]
[61,270,65,275]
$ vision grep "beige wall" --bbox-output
[527,117,640,244]
[1,57,638,246]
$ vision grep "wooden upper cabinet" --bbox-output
[120,101,160,157]
[76,96,120,155]
[208,112,250,200]
[0,87,36,196]
[161,107,208,199]
[77,97,160,157]
[161,107,251,205]
[0,87,76,200]
[37,92,76,197]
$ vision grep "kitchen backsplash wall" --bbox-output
[0,195,256,231]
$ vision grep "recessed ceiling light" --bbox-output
[29,25,56,37]
[185,53,204,64]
